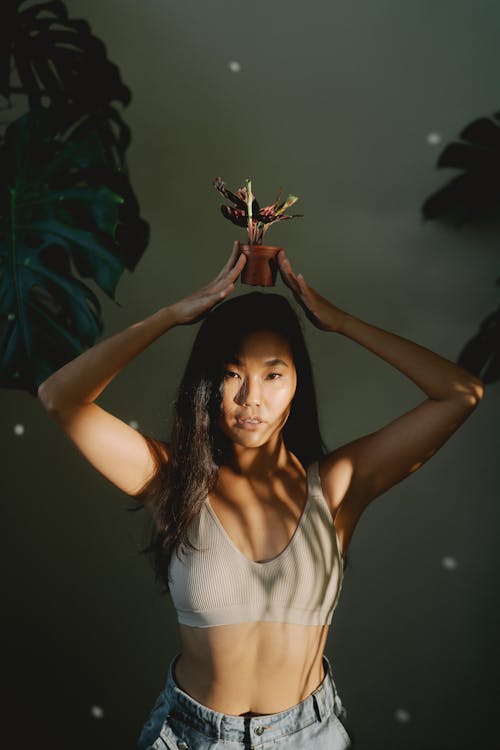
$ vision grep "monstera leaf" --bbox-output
[422,111,500,224]
[421,111,500,385]
[456,305,500,384]
[0,0,131,115]
[0,105,146,396]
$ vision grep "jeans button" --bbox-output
[255,725,264,735]
[177,742,189,750]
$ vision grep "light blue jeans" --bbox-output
[137,652,353,749]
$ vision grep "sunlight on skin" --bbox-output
[217,329,298,476]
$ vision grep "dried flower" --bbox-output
[213,176,303,245]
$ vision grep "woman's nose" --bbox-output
[238,380,260,406]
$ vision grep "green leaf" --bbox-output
[0,106,131,395]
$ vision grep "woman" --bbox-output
[38,241,484,749]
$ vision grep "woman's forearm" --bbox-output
[337,313,484,403]
[37,305,178,408]
[275,249,483,402]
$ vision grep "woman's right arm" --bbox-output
[37,242,246,498]
[37,306,178,498]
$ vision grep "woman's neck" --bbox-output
[225,438,299,479]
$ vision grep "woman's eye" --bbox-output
[224,371,282,380]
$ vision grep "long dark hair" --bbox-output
[130,291,332,596]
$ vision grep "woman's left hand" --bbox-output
[277,249,348,333]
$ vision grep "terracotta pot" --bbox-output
[240,244,281,286]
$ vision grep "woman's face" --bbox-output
[218,329,297,448]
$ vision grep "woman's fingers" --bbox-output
[214,251,246,290]
[217,240,242,279]
[231,252,247,276]
[219,258,245,295]
[278,250,302,296]
[218,282,234,299]
[203,249,245,298]
[208,253,246,299]
[173,247,244,323]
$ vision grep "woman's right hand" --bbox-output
[169,241,247,326]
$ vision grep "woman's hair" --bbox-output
[130,291,335,596]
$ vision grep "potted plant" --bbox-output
[213,176,303,286]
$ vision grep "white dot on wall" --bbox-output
[441,555,458,570]
[426,132,442,145]
[14,423,25,436]
[90,705,104,719]
[128,420,139,430]
[394,708,411,723]
[228,60,241,73]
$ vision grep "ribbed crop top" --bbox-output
[168,459,344,628]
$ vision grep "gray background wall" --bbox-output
[2,1,499,748]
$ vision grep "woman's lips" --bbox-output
[236,418,264,430]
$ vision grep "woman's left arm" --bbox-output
[277,250,484,504]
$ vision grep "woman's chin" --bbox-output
[231,432,267,446]
[220,424,269,446]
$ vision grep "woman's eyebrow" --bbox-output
[230,357,289,368]
[265,358,289,367]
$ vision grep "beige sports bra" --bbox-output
[168,459,344,627]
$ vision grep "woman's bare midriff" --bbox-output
[174,620,330,716]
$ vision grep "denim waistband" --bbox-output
[161,652,346,745]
